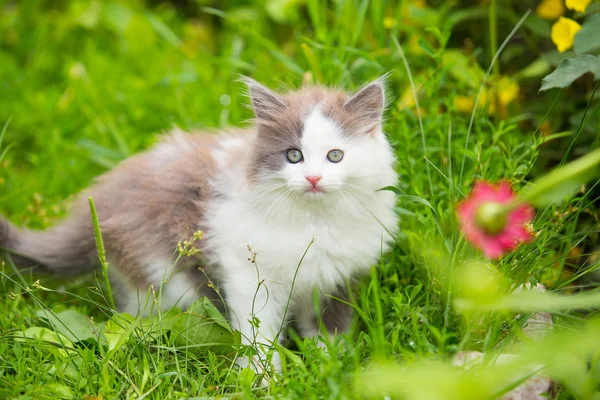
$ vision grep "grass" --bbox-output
[1,1,599,399]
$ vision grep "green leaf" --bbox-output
[171,298,241,353]
[265,0,303,23]
[36,309,97,343]
[145,10,183,48]
[540,55,600,91]
[514,58,551,81]
[378,186,403,195]
[541,49,576,66]
[101,298,239,354]
[102,2,133,34]
[14,327,75,357]
[455,287,600,313]
[45,383,74,399]
[398,195,438,215]
[71,0,101,29]
[520,147,600,206]
[442,50,485,89]
[574,13,600,55]
[103,313,136,352]
[523,14,551,38]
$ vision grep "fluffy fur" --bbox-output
[0,78,399,372]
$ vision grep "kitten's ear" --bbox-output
[344,78,386,130]
[240,77,286,121]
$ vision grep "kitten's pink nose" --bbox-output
[305,175,322,187]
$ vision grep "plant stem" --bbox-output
[89,197,116,311]
[489,0,499,76]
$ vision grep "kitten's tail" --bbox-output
[0,214,98,275]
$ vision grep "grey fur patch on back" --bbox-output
[0,131,221,285]
[0,217,14,248]
[86,132,219,284]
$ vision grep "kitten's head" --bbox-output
[243,77,397,209]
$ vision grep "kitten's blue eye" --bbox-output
[327,149,344,163]
[286,149,303,163]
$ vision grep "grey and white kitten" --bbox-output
[0,78,399,372]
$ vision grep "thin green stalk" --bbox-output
[561,80,600,165]
[301,43,325,84]
[458,10,530,187]
[89,197,116,311]
[489,0,499,76]
[391,35,433,195]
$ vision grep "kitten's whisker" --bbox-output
[261,189,294,221]
[246,185,288,211]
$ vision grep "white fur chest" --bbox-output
[205,190,398,297]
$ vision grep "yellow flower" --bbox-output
[453,96,474,113]
[408,35,423,54]
[566,0,591,12]
[397,87,426,116]
[551,17,582,52]
[497,77,519,105]
[479,89,496,115]
[536,0,565,19]
[383,17,397,29]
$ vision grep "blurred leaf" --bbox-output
[266,0,304,23]
[378,186,403,195]
[71,0,102,29]
[445,8,488,30]
[77,138,125,169]
[145,10,183,48]
[102,2,133,34]
[540,131,573,143]
[170,297,241,353]
[455,287,600,313]
[417,38,436,59]
[398,194,437,214]
[46,383,74,399]
[514,58,551,81]
[540,55,600,91]
[355,359,511,400]
[522,14,551,38]
[574,13,600,55]
[125,15,157,54]
[442,50,485,89]
[455,262,507,305]
[301,43,324,83]
[102,298,239,354]
[541,50,576,66]
[37,309,97,343]
[520,147,600,205]
[104,313,136,352]
[14,327,75,357]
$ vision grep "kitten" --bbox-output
[0,77,399,373]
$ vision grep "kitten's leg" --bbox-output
[109,259,216,316]
[222,267,289,375]
[295,288,353,348]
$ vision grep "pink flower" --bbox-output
[458,181,535,259]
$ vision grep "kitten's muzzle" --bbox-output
[304,175,325,193]
[305,175,322,187]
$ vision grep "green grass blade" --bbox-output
[88,197,116,311]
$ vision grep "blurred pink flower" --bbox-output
[458,181,535,259]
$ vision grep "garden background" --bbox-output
[1,0,600,398]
